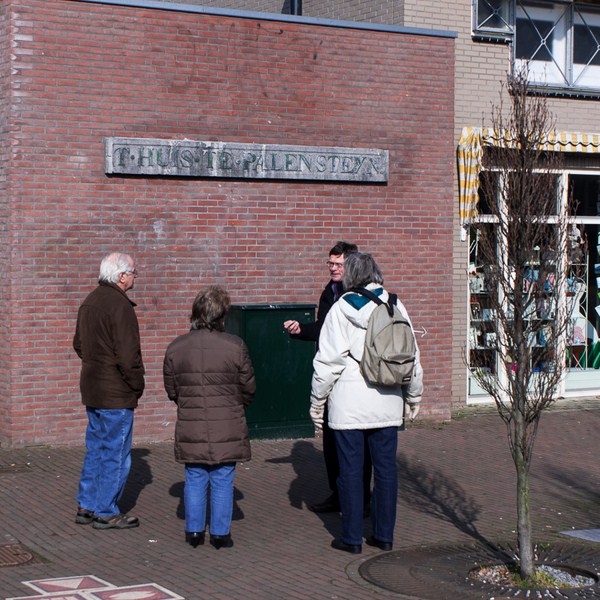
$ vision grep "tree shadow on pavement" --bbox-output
[168,481,245,521]
[120,448,153,514]
[396,452,512,561]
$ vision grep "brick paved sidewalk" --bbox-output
[1,404,600,599]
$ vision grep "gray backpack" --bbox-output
[350,287,417,387]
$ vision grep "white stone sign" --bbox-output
[105,138,388,182]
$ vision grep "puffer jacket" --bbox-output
[73,281,145,409]
[311,283,423,430]
[163,328,256,465]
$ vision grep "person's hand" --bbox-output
[283,320,301,335]
[407,403,420,422]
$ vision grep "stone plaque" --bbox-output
[105,138,388,182]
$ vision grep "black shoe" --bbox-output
[331,539,362,554]
[185,531,205,547]
[210,534,233,549]
[365,535,393,551]
[309,495,341,513]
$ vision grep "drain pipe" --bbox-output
[290,0,302,15]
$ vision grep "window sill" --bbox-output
[471,32,512,44]
[525,84,600,100]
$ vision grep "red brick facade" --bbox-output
[0,0,455,447]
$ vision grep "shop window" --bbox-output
[474,1,600,93]
[469,171,600,398]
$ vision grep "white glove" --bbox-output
[407,403,420,422]
[309,404,324,431]
[310,396,326,431]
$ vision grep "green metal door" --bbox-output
[226,304,316,439]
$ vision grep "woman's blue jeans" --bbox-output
[334,427,398,546]
[77,407,134,518]
[184,463,236,535]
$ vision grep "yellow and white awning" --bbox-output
[457,127,600,227]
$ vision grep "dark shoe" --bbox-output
[185,531,205,547]
[210,534,233,549]
[92,513,139,529]
[309,495,341,513]
[365,535,393,551]
[75,507,94,525]
[331,539,362,554]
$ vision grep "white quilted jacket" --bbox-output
[310,283,423,430]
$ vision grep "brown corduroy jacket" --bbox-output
[163,328,255,465]
[73,281,145,409]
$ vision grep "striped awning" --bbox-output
[457,127,600,227]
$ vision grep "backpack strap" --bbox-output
[348,287,395,317]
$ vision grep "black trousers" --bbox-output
[322,405,372,503]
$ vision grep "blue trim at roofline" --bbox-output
[74,0,457,39]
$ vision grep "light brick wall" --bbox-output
[0,0,455,446]
[157,0,404,22]
[402,0,600,409]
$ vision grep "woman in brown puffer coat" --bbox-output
[163,286,255,549]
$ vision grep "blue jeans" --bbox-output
[77,407,134,518]
[334,427,398,546]
[184,463,236,536]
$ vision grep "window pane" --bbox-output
[569,174,600,216]
[516,16,554,62]
[478,171,498,215]
[477,0,511,31]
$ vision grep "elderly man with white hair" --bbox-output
[73,252,145,530]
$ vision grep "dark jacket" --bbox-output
[163,328,256,465]
[73,281,145,409]
[292,280,345,343]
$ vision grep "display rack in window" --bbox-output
[469,265,497,376]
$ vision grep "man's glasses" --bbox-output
[124,268,138,276]
[326,261,344,270]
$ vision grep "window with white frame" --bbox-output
[473,0,600,93]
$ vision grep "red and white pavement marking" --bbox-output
[6,576,184,600]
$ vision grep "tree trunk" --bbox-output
[515,413,535,579]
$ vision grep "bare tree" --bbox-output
[469,67,585,579]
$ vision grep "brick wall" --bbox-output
[0,0,10,439]
[0,0,455,447]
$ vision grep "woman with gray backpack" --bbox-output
[310,252,423,555]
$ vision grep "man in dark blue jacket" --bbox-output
[284,241,371,514]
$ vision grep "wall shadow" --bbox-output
[535,464,600,519]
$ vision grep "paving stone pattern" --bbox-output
[1,405,600,600]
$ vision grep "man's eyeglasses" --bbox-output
[124,268,138,276]
[326,261,344,270]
